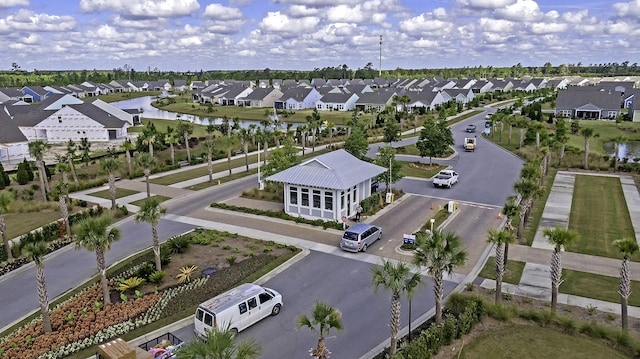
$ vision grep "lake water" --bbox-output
[110,96,301,129]
[603,141,640,162]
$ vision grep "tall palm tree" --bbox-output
[202,140,216,183]
[487,229,515,303]
[135,198,166,271]
[297,301,344,359]
[218,135,239,175]
[28,140,51,201]
[613,135,627,172]
[325,121,335,149]
[413,230,468,324]
[177,121,194,162]
[179,326,262,359]
[66,139,79,184]
[555,119,569,167]
[23,241,53,333]
[238,128,252,171]
[135,152,157,198]
[142,133,156,157]
[544,226,578,313]
[371,260,421,357]
[513,178,541,241]
[165,132,179,166]
[121,138,136,177]
[101,157,121,210]
[297,125,307,155]
[0,192,14,260]
[55,155,72,205]
[580,127,598,170]
[613,238,639,331]
[501,197,519,266]
[73,215,121,305]
[53,180,71,237]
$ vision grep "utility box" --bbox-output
[385,192,394,204]
[448,201,456,213]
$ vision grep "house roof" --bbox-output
[318,92,358,103]
[266,149,386,190]
[556,87,622,110]
[0,107,29,143]
[279,87,313,102]
[68,102,129,128]
[355,89,397,105]
[242,88,278,100]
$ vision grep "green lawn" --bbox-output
[5,211,63,240]
[568,175,636,259]
[89,188,139,200]
[461,324,629,359]
[400,162,446,179]
[522,169,557,246]
[561,268,640,307]
[129,195,171,207]
[187,168,260,190]
[478,258,526,285]
[127,118,212,138]
[565,120,640,156]
[97,91,161,103]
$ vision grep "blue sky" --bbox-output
[0,0,638,72]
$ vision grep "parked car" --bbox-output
[433,170,459,188]
[340,223,382,253]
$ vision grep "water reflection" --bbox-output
[111,96,300,130]
[603,141,640,162]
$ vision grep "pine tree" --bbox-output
[16,161,31,185]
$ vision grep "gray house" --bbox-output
[315,92,359,111]
[266,150,386,221]
[237,88,283,108]
[555,87,622,119]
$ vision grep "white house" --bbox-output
[266,150,386,221]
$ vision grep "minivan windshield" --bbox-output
[343,231,358,241]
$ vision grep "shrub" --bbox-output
[176,265,198,284]
[118,205,129,216]
[118,277,146,292]
[166,235,190,254]
[135,262,156,280]
[226,256,237,265]
[148,271,166,284]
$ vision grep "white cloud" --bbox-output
[237,49,257,56]
[495,0,543,21]
[529,22,568,34]
[259,11,319,35]
[561,9,596,25]
[399,13,453,36]
[203,3,243,20]
[288,5,320,17]
[457,0,516,9]
[203,19,245,35]
[477,18,514,32]
[0,0,30,8]
[412,38,439,48]
[613,0,640,18]
[176,36,202,47]
[79,0,200,18]
[0,9,76,32]
[93,25,120,39]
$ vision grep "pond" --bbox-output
[603,141,640,162]
[110,96,302,130]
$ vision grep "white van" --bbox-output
[194,283,283,338]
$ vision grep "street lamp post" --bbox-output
[379,35,383,77]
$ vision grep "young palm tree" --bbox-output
[66,139,79,184]
[297,301,344,359]
[238,128,252,171]
[513,178,541,241]
[135,152,157,198]
[176,121,194,162]
[73,215,121,304]
[101,157,121,210]
[580,127,598,170]
[371,260,421,357]
[218,135,239,175]
[544,226,578,312]
[22,241,52,333]
[325,121,335,149]
[413,230,468,324]
[487,229,515,303]
[501,197,519,266]
[180,326,262,359]
[135,198,167,271]
[613,238,639,331]
[121,138,136,177]
[54,180,71,237]
[0,192,14,260]
[142,133,156,157]
[28,140,51,201]
[164,132,179,166]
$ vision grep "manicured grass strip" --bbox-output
[478,258,526,285]
[400,162,446,179]
[446,109,483,125]
[568,175,636,260]
[129,195,172,207]
[462,324,630,359]
[560,268,640,307]
[89,187,139,200]
[4,212,64,241]
[522,169,557,246]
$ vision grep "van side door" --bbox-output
[237,296,259,331]
[258,290,275,318]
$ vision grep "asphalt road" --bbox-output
[172,251,456,359]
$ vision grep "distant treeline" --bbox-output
[1,61,638,87]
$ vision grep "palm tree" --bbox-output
[580,127,598,170]
[297,125,307,155]
[121,138,136,177]
[179,326,262,359]
[296,301,344,359]
[613,135,627,172]
[73,215,121,305]
[142,133,156,157]
[55,155,72,204]
[135,152,157,198]
[0,192,14,260]
[66,139,79,184]
[101,157,121,210]
[613,238,639,331]
[238,128,252,171]
[413,230,468,324]
[177,121,194,162]
[371,260,421,357]
[165,132,179,166]
[135,198,166,271]
[325,121,335,149]
[218,135,239,175]
[202,140,216,183]
[513,178,541,241]
[501,197,519,266]
[544,226,578,312]
[53,180,71,237]
[487,229,515,303]
[28,140,51,201]
[23,241,53,333]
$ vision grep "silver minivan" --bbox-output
[340,223,382,253]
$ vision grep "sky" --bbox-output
[0,0,638,72]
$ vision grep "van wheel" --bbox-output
[230,328,238,338]
[361,244,367,252]
[271,304,281,316]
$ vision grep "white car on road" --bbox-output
[433,170,459,188]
